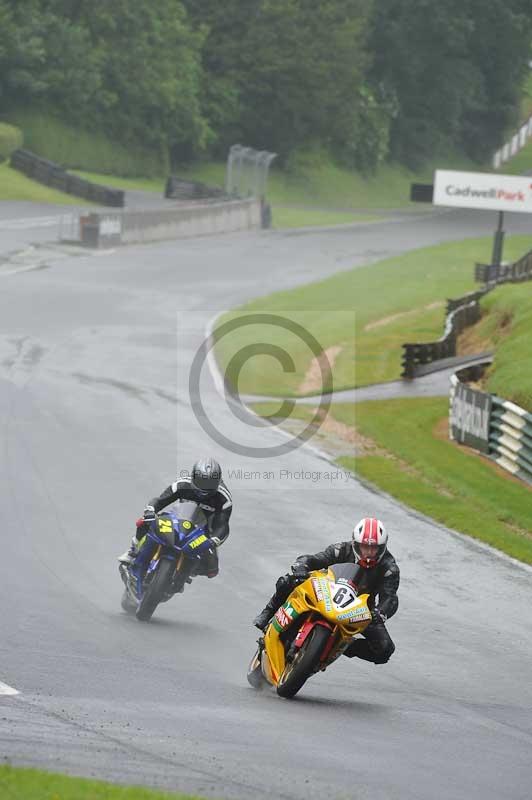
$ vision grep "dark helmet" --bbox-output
[191,457,222,497]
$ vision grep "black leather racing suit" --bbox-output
[135,476,232,577]
[264,542,399,664]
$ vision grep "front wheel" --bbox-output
[136,559,176,622]
[247,648,266,689]
[277,624,331,699]
[121,588,137,615]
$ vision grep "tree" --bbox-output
[185,0,385,169]
[464,0,532,157]
[60,0,208,158]
[0,1,48,107]
[370,0,532,167]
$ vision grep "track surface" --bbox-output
[1,208,531,800]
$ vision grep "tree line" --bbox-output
[1,0,531,171]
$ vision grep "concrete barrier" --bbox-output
[78,197,261,248]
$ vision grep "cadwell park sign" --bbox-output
[433,170,532,213]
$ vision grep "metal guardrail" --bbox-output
[446,286,493,314]
[490,397,532,483]
[10,149,124,207]
[450,373,532,485]
[401,301,481,378]
[164,176,226,201]
[475,249,532,284]
[402,248,532,378]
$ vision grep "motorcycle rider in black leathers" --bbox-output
[118,457,232,578]
[253,517,399,664]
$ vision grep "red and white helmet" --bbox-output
[352,518,388,568]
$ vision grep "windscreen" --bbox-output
[329,562,360,586]
[172,501,208,529]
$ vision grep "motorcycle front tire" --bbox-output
[135,558,176,622]
[121,588,137,615]
[276,624,330,699]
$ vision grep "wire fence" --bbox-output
[225,145,276,199]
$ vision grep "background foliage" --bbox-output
[1,0,531,174]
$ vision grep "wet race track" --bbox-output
[0,206,531,799]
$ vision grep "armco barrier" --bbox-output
[77,197,261,247]
[475,249,532,284]
[10,149,124,207]
[164,176,226,201]
[449,371,532,485]
[401,300,481,378]
[402,248,532,378]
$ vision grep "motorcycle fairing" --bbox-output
[261,567,372,687]
[131,510,212,600]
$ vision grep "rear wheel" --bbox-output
[136,559,176,622]
[276,624,331,699]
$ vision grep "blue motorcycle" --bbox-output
[119,501,214,622]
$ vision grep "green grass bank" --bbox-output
[467,283,532,410]
[338,397,532,563]
[1,108,481,215]
[74,152,477,211]
[5,110,167,177]
[0,765,206,800]
[214,235,532,397]
[252,398,532,564]
[0,163,82,205]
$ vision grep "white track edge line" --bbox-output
[0,680,20,696]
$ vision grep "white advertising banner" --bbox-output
[433,170,532,214]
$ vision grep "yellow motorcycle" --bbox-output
[247,563,372,698]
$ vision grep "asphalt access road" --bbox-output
[0,207,531,800]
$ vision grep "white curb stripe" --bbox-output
[0,680,19,696]
[205,311,228,398]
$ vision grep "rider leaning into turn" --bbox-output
[253,517,399,665]
[119,457,232,579]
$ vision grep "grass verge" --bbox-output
[0,765,205,800]
[6,110,168,177]
[69,148,477,211]
[214,235,532,396]
[183,155,477,210]
[463,283,532,410]
[73,171,381,228]
[251,398,532,564]
[0,163,82,205]
[496,138,532,176]
[73,170,166,194]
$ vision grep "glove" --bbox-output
[143,504,157,522]
[210,536,222,547]
[291,563,309,579]
[372,608,387,625]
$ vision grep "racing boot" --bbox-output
[253,601,277,632]
[118,536,139,565]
